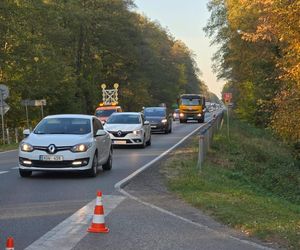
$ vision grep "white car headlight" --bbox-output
[161,118,167,123]
[20,143,34,152]
[133,130,142,135]
[71,143,92,153]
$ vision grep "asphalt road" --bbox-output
[0,111,272,250]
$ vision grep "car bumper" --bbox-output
[150,123,168,132]
[109,134,144,146]
[18,149,94,171]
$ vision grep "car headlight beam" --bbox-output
[161,118,167,123]
[71,143,92,153]
[133,130,142,135]
[21,143,34,152]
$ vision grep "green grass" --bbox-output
[163,117,300,249]
[0,143,19,152]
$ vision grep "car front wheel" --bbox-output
[87,153,98,177]
[102,148,113,171]
[19,169,32,177]
[146,134,151,146]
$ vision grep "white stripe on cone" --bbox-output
[92,214,105,224]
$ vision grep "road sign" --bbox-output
[34,99,47,106]
[223,92,232,101]
[21,99,46,106]
[101,83,119,105]
[0,84,9,100]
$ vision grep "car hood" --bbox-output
[145,116,164,123]
[104,124,142,132]
[23,133,92,146]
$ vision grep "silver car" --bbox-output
[19,114,112,177]
[104,112,151,148]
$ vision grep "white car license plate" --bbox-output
[151,126,157,128]
[114,140,126,145]
[40,155,64,161]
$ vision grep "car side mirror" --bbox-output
[96,129,107,137]
[144,121,150,125]
[23,129,30,138]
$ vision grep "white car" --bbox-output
[104,112,151,147]
[18,114,112,177]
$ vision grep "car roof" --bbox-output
[44,114,94,120]
[144,107,166,109]
[96,106,121,110]
[110,112,141,116]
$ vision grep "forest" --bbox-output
[205,0,300,144]
[0,0,208,129]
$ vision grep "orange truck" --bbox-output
[178,94,206,123]
[95,104,122,124]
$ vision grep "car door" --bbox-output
[141,114,150,141]
[93,118,109,163]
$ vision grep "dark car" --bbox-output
[143,107,172,134]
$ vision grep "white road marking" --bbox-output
[0,171,9,175]
[11,166,19,169]
[115,114,273,250]
[25,195,126,250]
[0,149,18,154]
[115,123,206,189]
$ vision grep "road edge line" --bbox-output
[115,124,203,190]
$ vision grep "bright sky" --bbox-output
[134,0,225,98]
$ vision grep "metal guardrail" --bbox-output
[197,111,224,170]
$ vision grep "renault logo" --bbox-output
[117,130,122,137]
[48,144,56,154]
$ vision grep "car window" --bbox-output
[106,114,140,124]
[144,108,166,117]
[34,118,91,135]
[141,114,145,124]
[181,98,201,106]
[93,118,103,135]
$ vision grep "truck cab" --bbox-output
[95,104,122,124]
[178,94,206,123]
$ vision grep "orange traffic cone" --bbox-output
[87,191,109,233]
[6,237,14,250]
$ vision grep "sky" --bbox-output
[133,0,225,98]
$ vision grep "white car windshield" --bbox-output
[34,118,91,135]
[106,114,140,124]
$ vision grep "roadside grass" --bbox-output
[0,143,18,152]
[163,118,300,249]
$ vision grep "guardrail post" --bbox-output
[15,128,19,143]
[197,134,205,170]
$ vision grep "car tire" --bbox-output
[87,153,98,177]
[102,148,113,171]
[19,169,32,177]
[146,134,151,146]
[140,134,146,148]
